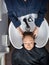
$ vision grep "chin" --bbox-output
[25,47,33,51]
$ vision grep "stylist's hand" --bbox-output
[17,27,23,37]
[33,27,39,38]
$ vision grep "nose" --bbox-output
[27,43,31,46]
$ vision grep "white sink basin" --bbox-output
[9,18,49,49]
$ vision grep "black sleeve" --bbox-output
[35,0,48,27]
[4,0,21,28]
[12,49,20,65]
[40,54,49,65]
[39,48,49,65]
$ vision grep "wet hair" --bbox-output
[22,31,35,40]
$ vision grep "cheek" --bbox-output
[30,42,35,47]
[24,44,28,47]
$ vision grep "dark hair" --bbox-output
[22,32,35,40]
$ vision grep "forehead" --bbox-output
[23,35,33,40]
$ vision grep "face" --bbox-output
[22,35,35,50]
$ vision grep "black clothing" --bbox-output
[12,47,49,65]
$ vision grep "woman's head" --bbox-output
[22,32,35,50]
